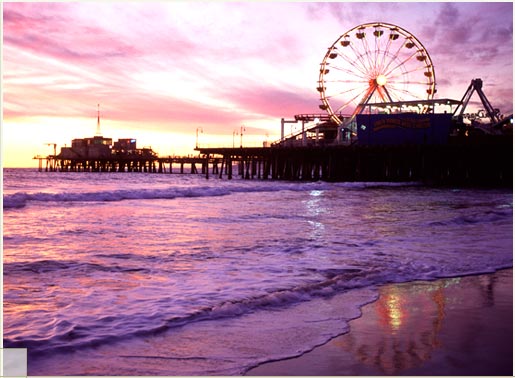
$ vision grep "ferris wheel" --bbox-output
[318,22,436,125]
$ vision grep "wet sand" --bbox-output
[247,268,513,376]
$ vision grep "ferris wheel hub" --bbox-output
[375,75,387,87]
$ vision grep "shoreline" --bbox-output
[247,268,513,376]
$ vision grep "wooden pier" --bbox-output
[196,135,512,186]
[36,155,215,175]
[36,135,512,187]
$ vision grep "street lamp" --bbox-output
[240,125,246,148]
[196,127,203,149]
[232,130,239,148]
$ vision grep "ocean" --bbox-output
[2,168,513,375]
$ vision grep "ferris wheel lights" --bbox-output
[376,75,387,86]
[319,22,435,121]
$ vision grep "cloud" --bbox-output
[3,1,513,131]
[218,84,321,119]
[3,6,143,64]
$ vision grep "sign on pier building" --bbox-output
[356,113,452,145]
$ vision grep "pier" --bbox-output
[36,134,512,187]
[37,154,214,175]
[196,135,512,186]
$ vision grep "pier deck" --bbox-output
[36,135,512,187]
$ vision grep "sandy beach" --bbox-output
[247,268,513,376]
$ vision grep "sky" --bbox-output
[2,2,513,167]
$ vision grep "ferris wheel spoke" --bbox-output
[347,42,373,76]
[335,87,373,113]
[334,79,370,85]
[326,83,370,99]
[355,85,381,114]
[329,59,369,78]
[387,70,421,83]
[345,55,370,80]
[387,84,427,100]
[380,41,407,75]
[327,83,370,103]
[360,36,376,74]
[389,78,431,86]
[373,32,381,72]
[385,88,404,103]
[323,77,369,85]
[379,85,394,102]
[383,50,419,78]
[378,38,394,73]
[386,63,427,80]
[385,85,408,101]
[387,75,432,89]
[333,53,371,77]
[328,64,369,80]
[374,27,389,73]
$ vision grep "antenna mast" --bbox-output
[96,103,102,136]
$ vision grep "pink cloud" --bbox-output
[3,5,143,65]
[217,85,321,119]
[3,1,513,132]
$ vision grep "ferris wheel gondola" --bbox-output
[318,22,436,125]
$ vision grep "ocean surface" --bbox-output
[3,168,513,375]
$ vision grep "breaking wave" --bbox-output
[3,265,374,357]
[3,181,421,209]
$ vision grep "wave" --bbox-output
[4,255,511,358]
[3,181,421,210]
[3,266,372,357]
[2,187,221,209]
[3,259,151,275]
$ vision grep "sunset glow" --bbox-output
[3,2,513,167]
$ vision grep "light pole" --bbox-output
[196,127,203,149]
[232,130,239,148]
[240,125,246,148]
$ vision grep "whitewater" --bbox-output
[3,168,512,375]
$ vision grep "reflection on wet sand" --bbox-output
[335,281,447,374]
[333,273,507,375]
[246,269,512,376]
